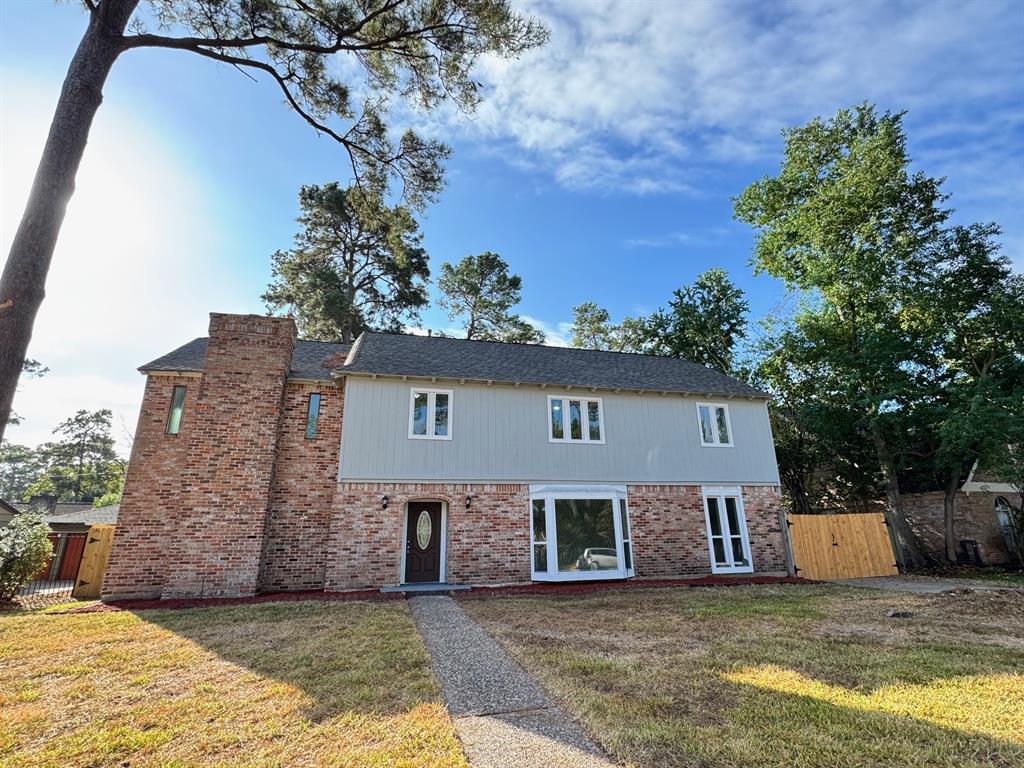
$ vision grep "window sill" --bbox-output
[710,565,754,575]
[700,442,735,448]
[408,434,452,441]
[531,570,629,582]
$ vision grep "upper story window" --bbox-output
[548,396,604,444]
[696,402,732,447]
[305,393,321,439]
[166,385,186,435]
[409,388,452,440]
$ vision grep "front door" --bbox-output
[405,502,443,583]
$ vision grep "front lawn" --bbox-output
[461,585,1024,768]
[0,600,467,768]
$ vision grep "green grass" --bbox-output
[461,585,1024,768]
[0,600,468,768]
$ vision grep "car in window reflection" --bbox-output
[576,547,618,570]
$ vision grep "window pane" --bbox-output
[534,544,547,572]
[166,386,186,435]
[713,537,727,565]
[434,393,449,436]
[555,498,617,572]
[588,401,601,440]
[532,499,546,542]
[623,541,632,570]
[305,393,321,439]
[619,499,630,540]
[699,405,715,443]
[569,400,583,440]
[707,497,722,536]
[412,392,428,435]
[725,497,740,535]
[716,407,730,443]
[550,399,564,439]
[731,537,748,565]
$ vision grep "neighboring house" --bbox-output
[903,463,1021,566]
[0,498,18,527]
[102,313,790,601]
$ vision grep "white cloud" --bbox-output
[431,0,1023,199]
[2,75,254,454]
[521,315,572,347]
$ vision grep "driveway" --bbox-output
[834,575,1021,593]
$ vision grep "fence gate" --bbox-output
[788,513,899,580]
[72,524,116,599]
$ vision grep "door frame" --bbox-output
[399,499,448,584]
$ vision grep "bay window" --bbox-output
[530,485,634,580]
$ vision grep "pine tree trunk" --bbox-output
[0,0,137,442]
[871,426,929,570]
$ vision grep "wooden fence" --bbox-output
[789,513,899,580]
[72,524,116,599]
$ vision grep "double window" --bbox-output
[702,486,752,573]
[697,402,732,447]
[548,396,604,443]
[530,486,633,581]
[408,388,452,440]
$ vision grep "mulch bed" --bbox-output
[47,575,816,614]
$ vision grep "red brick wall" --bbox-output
[322,482,789,590]
[627,484,789,577]
[904,491,1019,565]
[103,374,199,599]
[259,381,343,591]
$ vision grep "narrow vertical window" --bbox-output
[434,392,449,436]
[569,400,583,440]
[619,498,633,573]
[550,399,565,439]
[588,401,602,441]
[532,499,548,573]
[305,393,321,439]
[166,385,186,435]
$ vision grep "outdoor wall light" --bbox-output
[381,495,389,509]
[465,494,473,510]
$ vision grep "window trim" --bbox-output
[304,392,322,439]
[529,484,631,582]
[701,485,753,574]
[696,401,734,447]
[408,387,453,441]
[165,385,186,435]
[547,395,606,444]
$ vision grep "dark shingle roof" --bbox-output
[139,338,351,381]
[340,332,768,398]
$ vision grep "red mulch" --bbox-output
[63,575,814,614]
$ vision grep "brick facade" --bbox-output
[104,313,791,600]
[904,490,1020,565]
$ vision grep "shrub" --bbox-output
[0,513,53,600]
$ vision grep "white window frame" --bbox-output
[701,485,753,574]
[529,484,633,581]
[408,387,453,440]
[547,395,606,444]
[696,401,734,447]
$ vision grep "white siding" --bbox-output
[339,377,781,485]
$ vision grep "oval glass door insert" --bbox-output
[416,509,432,550]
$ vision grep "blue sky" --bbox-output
[2,0,1022,452]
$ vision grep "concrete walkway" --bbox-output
[834,575,1020,593]
[409,595,617,768]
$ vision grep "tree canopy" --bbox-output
[264,183,429,342]
[437,252,544,343]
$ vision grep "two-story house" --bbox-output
[102,313,791,600]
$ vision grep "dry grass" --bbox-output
[0,600,468,768]
[461,584,1024,768]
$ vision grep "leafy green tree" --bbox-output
[437,252,544,343]
[735,104,951,569]
[0,513,53,600]
[7,360,49,429]
[643,268,749,374]
[0,0,547,442]
[28,410,125,503]
[264,184,429,342]
[569,303,647,353]
[0,443,46,502]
